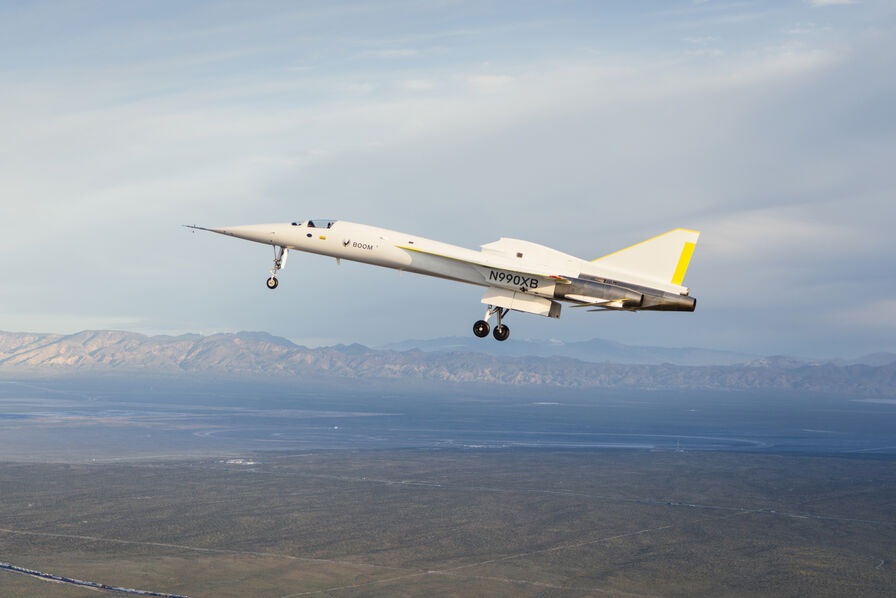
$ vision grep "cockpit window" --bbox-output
[306,219,336,229]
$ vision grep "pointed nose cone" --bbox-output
[211,223,285,245]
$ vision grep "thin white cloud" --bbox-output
[698,209,851,259]
[466,74,514,91]
[363,48,419,58]
[341,82,377,94]
[685,48,723,57]
[719,46,842,86]
[807,0,857,6]
[787,23,833,35]
[398,78,438,91]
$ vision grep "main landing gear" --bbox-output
[473,305,510,341]
[266,246,288,290]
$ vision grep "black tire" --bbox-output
[493,324,510,341]
[266,277,279,289]
[473,320,490,338]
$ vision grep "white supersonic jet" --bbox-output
[188,219,699,341]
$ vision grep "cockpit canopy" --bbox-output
[292,219,337,229]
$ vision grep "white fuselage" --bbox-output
[199,219,697,324]
[212,220,590,300]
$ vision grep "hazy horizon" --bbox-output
[3,325,896,364]
[4,327,896,374]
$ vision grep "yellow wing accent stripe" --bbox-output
[671,241,696,286]
[591,228,699,262]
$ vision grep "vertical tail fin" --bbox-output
[592,229,699,288]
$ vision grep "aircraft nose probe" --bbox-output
[186,224,291,289]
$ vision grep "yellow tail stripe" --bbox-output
[671,242,696,285]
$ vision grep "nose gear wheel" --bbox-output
[266,246,288,290]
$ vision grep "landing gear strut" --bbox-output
[474,305,510,341]
[267,245,288,290]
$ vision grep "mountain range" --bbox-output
[378,336,759,366]
[378,337,896,368]
[0,330,893,395]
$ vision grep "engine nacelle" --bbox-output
[555,275,696,312]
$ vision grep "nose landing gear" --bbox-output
[267,246,288,290]
[474,305,510,341]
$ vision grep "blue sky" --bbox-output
[1,0,894,358]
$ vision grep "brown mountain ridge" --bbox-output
[0,330,893,395]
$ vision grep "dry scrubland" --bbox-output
[1,450,894,597]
